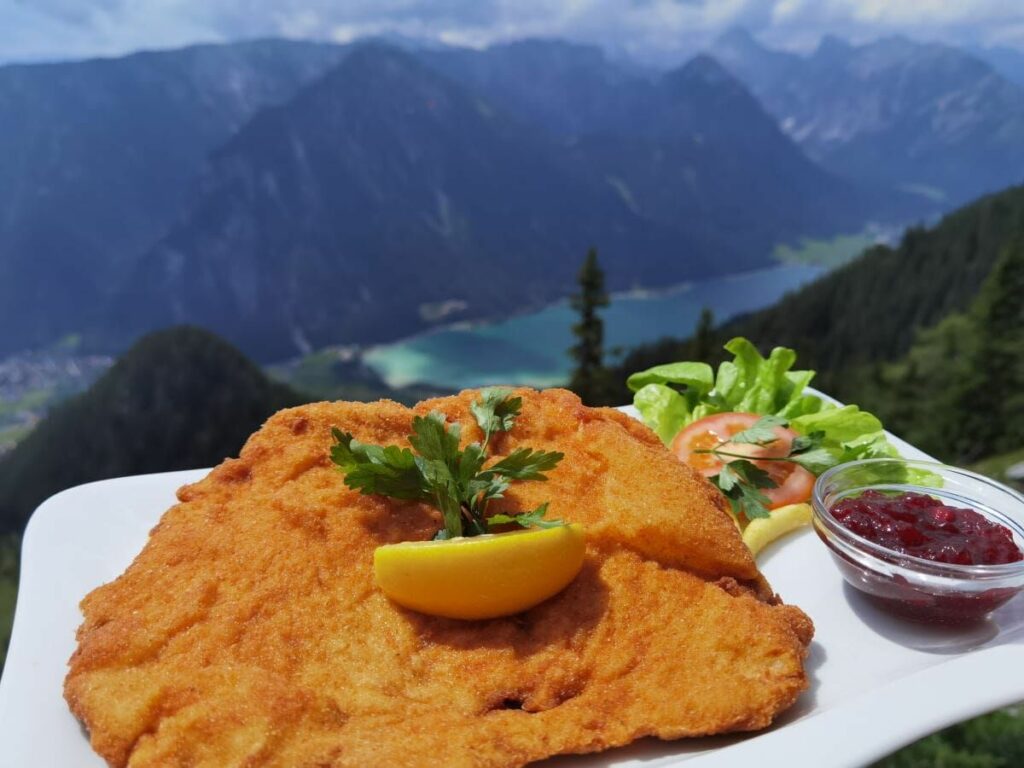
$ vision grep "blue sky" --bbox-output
[2,0,1023,64]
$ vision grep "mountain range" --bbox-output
[112,45,693,359]
[711,29,1024,207]
[0,40,347,357]
[114,44,904,360]
[972,44,1024,88]
[2,32,1021,361]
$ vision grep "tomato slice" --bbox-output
[670,412,815,509]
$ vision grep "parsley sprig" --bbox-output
[696,415,828,521]
[330,388,565,539]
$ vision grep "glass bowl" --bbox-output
[812,458,1024,624]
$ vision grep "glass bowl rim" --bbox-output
[812,458,1024,578]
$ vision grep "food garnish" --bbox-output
[628,337,897,549]
[330,388,565,539]
[742,503,812,556]
[373,523,586,619]
[673,412,823,520]
[330,389,580,619]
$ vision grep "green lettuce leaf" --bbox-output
[626,361,714,397]
[787,406,897,472]
[628,336,897,475]
[632,383,692,444]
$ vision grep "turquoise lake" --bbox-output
[364,264,824,389]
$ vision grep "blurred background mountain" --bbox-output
[711,29,1024,207]
[1,36,934,363]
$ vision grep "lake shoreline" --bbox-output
[361,263,826,390]
[361,262,815,359]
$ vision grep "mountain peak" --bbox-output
[671,53,735,85]
[715,26,763,52]
[656,53,791,146]
[870,33,917,51]
[709,25,1024,206]
[328,40,415,77]
[282,41,474,129]
[0,326,303,532]
[491,37,607,61]
[815,34,852,56]
[663,53,755,109]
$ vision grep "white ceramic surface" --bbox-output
[1,399,1022,768]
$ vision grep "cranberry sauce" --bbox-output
[831,490,1023,566]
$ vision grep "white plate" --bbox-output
[1,400,1023,768]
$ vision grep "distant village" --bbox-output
[0,351,112,455]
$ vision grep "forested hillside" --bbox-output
[0,327,305,535]
[868,237,1023,462]
[609,184,1024,465]
[0,327,308,670]
[0,325,452,673]
[725,184,1024,387]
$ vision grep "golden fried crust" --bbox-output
[65,388,813,768]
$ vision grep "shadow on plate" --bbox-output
[771,637,826,725]
[840,582,1024,654]
[539,732,745,766]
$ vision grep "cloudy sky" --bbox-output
[2,0,1023,65]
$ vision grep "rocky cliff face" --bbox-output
[711,29,1024,205]
[0,39,345,356]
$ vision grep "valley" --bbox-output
[360,263,823,390]
[0,36,934,363]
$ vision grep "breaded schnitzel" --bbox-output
[65,389,813,767]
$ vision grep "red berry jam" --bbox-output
[831,491,1023,565]
[821,490,1024,623]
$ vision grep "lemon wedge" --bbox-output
[374,524,586,620]
[742,502,812,556]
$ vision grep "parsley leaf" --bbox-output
[470,387,522,448]
[712,460,774,520]
[704,422,829,521]
[330,428,427,501]
[727,415,787,446]
[330,392,564,539]
[787,430,836,474]
[728,483,774,520]
[416,457,463,535]
[715,462,740,492]
[467,472,510,509]
[484,447,564,480]
[457,442,488,487]
[487,503,564,530]
[730,459,777,489]
[789,431,819,453]
[409,411,461,465]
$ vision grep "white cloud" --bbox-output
[0,0,1021,65]
[2,0,222,61]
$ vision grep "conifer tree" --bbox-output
[957,237,1024,459]
[693,307,715,362]
[880,238,1023,462]
[569,248,611,405]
